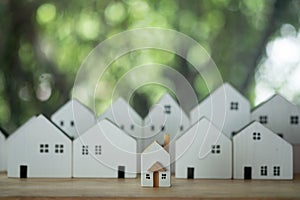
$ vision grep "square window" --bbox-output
[253,132,261,140]
[82,145,89,155]
[211,145,221,154]
[259,116,268,124]
[290,116,299,125]
[230,102,239,110]
[161,173,167,179]
[95,145,102,155]
[55,144,64,154]
[40,143,49,154]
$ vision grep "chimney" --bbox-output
[164,134,170,152]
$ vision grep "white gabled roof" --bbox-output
[52,99,95,118]
[98,97,143,124]
[233,121,292,147]
[252,94,299,113]
[142,141,169,155]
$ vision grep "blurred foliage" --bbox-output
[0,0,300,133]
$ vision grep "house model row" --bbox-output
[1,82,298,186]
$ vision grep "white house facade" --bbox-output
[7,115,72,178]
[73,119,137,178]
[51,99,96,139]
[190,83,250,138]
[233,121,293,180]
[143,94,190,172]
[141,141,170,187]
[176,117,232,179]
[251,94,300,173]
[0,129,7,171]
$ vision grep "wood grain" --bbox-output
[1,172,300,199]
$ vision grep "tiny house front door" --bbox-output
[20,165,27,178]
[153,172,159,187]
[244,167,252,180]
[187,167,194,179]
[118,166,125,179]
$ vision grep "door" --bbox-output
[244,167,252,180]
[153,171,159,187]
[187,167,194,179]
[20,165,27,178]
[118,166,125,179]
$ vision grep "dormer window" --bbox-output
[230,102,239,110]
[290,116,299,125]
[259,116,268,124]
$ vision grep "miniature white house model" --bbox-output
[190,83,250,138]
[7,115,72,178]
[176,117,232,179]
[73,119,137,178]
[233,121,293,180]
[51,99,96,139]
[251,94,300,173]
[141,141,171,187]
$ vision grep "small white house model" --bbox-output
[141,141,170,187]
[73,119,137,178]
[190,83,250,138]
[7,114,72,178]
[251,94,300,173]
[233,121,293,180]
[143,93,190,172]
[175,117,232,179]
[98,98,143,172]
[0,128,7,172]
[51,99,96,139]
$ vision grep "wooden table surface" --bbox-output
[1,172,300,199]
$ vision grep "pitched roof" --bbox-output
[142,141,168,154]
[147,161,166,172]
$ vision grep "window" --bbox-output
[164,105,171,114]
[253,132,261,140]
[230,102,239,110]
[82,145,88,155]
[161,126,165,131]
[70,120,74,127]
[211,145,221,154]
[161,173,167,179]
[55,144,64,154]
[290,116,299,125]
[274,166,280,176]
[146,173,150,179]
[60,121,64,126]
[95,145,101,155]
[130,124,134,130]
[259,116,268,124]
[261,166,267,176]
[40,144,49,153]
[151,125,155,131]
[180,125,184,131]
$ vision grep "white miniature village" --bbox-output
[0,83,298,188]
